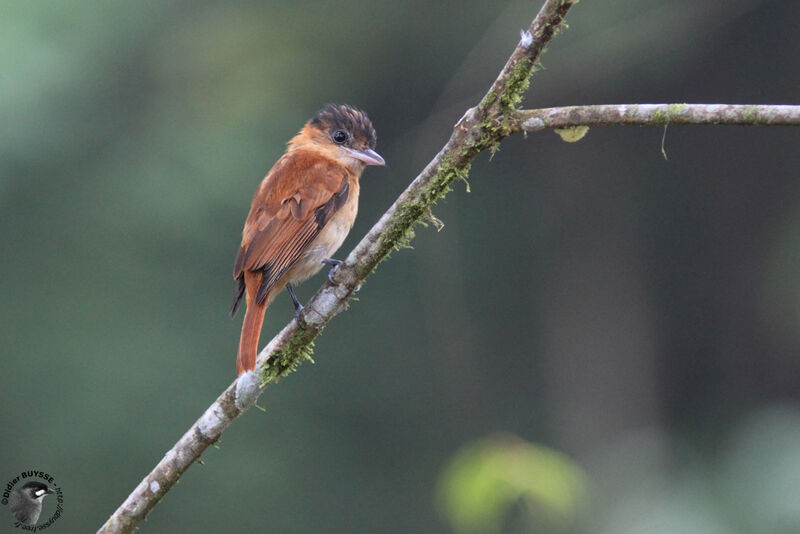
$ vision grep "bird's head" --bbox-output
[20,481,55,501]
[291,104,385,171]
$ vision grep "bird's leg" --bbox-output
[286,283,303,319]
[321,258,343,283]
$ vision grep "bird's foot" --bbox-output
[286,283,304,320]
[321,258,343,283]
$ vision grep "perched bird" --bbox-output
[9,481,55,525]
[231,104,385,374]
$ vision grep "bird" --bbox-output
[231,104,385,374]
[9,481,55,525]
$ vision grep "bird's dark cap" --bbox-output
[310,104,377,149]
[20,481,53,493]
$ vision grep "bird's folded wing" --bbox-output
[233,154,349,304]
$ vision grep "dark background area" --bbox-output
[1,1,799,532]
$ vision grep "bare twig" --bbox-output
[98,1,799,531]
[511,104,800,132]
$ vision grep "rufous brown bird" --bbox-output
[231,104,385,374]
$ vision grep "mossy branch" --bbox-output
[99,0,800,531]
[99,2,578,531]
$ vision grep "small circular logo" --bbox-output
[2,471,63,530]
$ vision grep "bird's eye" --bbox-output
[332,129,348,145]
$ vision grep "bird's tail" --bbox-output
[237,295,268,374]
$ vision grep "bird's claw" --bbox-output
[321,258,343,283]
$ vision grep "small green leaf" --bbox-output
[554,126,589,143]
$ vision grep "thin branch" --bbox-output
[98,1,800,531]
[511,104,800,132]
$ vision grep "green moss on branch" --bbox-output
[260,327,318,385]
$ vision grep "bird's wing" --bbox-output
[233,152,349,305]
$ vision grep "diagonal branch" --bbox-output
[98,2,577,532]
[98,1,799,532]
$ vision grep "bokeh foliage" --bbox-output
[437,435,588,533]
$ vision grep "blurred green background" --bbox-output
[2,0,799,532]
